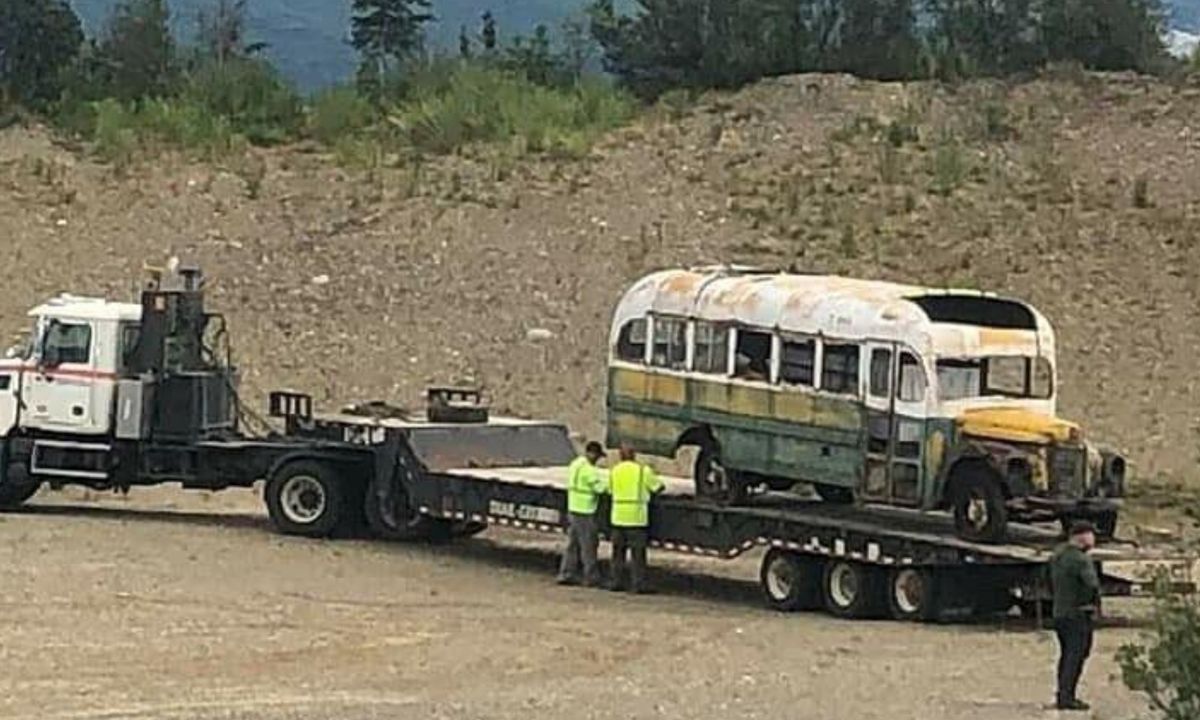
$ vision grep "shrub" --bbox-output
[1117,582,1200,720]
[390,65,634,156]
[181,58,303,145]
[308,85,376,146]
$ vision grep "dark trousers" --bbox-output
[1054,616,1094,705]
[557,513,600,585]
[610,527,649,592]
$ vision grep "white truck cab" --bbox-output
[0,296,142,438]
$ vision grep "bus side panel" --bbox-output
[607,367,867,488]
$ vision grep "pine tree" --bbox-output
[0,0,84,107]
[350,0,433,81]
[98,0,175,101]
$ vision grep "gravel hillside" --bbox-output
[2,71,1199,492]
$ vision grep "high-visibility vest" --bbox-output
[609,461,664,528]
[566,456,604,515]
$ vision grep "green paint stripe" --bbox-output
[609,396,863,447]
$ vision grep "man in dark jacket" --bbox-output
[1050,520,1101,711]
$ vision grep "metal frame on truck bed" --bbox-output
[270,390,1194,623]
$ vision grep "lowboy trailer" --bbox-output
[269,390,1193,623]
[0,263,1190,623]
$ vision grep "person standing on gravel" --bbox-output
[1049,520,1101,712]
[557,441,608,587]
[608,444,664,594]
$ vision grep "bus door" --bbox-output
[862,343,927,506]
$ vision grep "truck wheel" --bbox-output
[265,461,345,538]
[822,560,885,619]
[760,549,822,612]
[814,484,854,505]
[364,477,440,541]
[887,568,940,622]
[0,461,39,510]
[951,475,1008,543]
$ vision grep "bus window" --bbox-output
[1031,357,1053,398]
[936,356,1052,400]
[869,348,892,398]
[616,318,647,363]
[734,329,771,381]
[694,322,728,374]
[780,339,815,386]
[898,352,926,402]
[651,317,687,370]
[821,343,860,395]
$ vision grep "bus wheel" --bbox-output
[887,568,940,622]
[694,447,745,503]
[760,549,822,612]
[265,460,345,538]
[822,560,885,619]
[951,474,1008,544]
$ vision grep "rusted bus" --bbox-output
[606,266,1125,544]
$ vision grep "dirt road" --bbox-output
[0,487,1155,720]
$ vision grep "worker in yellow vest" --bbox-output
[557,441,608,587]
[608,444,665,594]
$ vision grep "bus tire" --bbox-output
[760,549,822,612]
[950,472,1008,544]
[694,446,744,503]
[815,484,854,504]
[822,560,886,619]
[265,460,345,538]
[886,568,940,622]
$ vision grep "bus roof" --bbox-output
[611,267,1055,359]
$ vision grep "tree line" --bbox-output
[588,0,1173,98]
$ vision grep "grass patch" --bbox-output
[390,65,636,157]
[931,133,968,195]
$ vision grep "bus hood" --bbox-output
[957,407,1080,445]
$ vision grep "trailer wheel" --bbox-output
[760,549,822,612]
[886,568,940,622]
[950,473,1008,544]
[822,560,885,619]
[265,461,345,537]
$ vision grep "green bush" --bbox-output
[181,58,303,145]
[1117,583,1200,720]
[391,64,635,156]
[308,85,377,146]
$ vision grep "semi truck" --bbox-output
[0,262,1188,622]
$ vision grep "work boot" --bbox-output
[1055,699,1090,711]
[555,576,578,587]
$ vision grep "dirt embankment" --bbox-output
[1,70,1198,497]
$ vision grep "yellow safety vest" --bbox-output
[566,456,605,515]
[609,461,664,528]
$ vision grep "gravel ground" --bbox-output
[0,487,1159,720]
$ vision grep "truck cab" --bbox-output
[0,296,142,439]
[0,264,239,508]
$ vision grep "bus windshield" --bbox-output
[936,356,1053,400]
